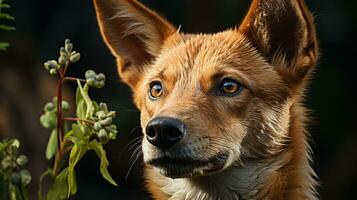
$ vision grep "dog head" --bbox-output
[94,0,318,178]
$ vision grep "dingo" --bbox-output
[94,0,319,199]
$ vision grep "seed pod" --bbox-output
[98,129,109,143]
[11,173,21,184]
[20,170,31,186]
[44,102,55,112]
[16,155,28,166]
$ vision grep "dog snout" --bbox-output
[146,117,186,149]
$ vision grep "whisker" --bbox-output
[128,145,142,166]
[118,135,143,161]
[125,150,143,180]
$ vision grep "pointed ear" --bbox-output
[93,0,176,88]
[238,0,318,84]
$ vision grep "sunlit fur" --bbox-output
[94,0,319,199]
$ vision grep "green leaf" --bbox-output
[66,125,87,196]
[0,13,14,20]
[0,24,15,31]
[75,84,86,119]
[45,130,57,160]
[38,169,52,200]
[46,168,71,200]
[67,142,83,196]
[87,140,118,186]
[77,80,95,119]
[0,42,9,51]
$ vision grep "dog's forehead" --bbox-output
[151,31,259,78]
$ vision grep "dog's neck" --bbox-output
[149,156,288,199]
[146,103,318,200]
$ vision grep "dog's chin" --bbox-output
[146,152,229,178]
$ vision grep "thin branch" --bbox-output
[63,77,85,83]
[63,117,95,124]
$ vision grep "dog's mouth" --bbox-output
[147,152,229,178]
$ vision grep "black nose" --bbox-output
[146,117,186,149]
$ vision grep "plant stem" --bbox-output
[53,63,69,176]
[63,77,86,83]
[63,117,95,124]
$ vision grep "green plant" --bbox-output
[39,39,118,200]
[0,139,31,200]
[0,0,15,51]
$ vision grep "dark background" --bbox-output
[0,0,356,199]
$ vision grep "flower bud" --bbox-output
[49,68,57,75]
[109,131,117,140]
[52,97,58,104]
[58,55,67,66]
[65,39,73,53]
[85,70,97,80]
[69,52,80,63]
[100,117,112,126]
[95,81,105,88]
[40,112,56,129]
[96,73,106,82]
[44,60,59,70]
[1,156,15,169]
[62,101,70,111]
[96,111,106,120]
[86,78,96,86]
[16,155,28,166]
[94,122,101,131]
[107,111,116,118]
[98,129,109,143]
[44,102,55,112]
[99,103,108,112]
[20,170,31,186]
[60,47,67,56]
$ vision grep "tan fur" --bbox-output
[93,0,319,199]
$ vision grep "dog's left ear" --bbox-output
[93,0,176,88]
[238,0,318,84]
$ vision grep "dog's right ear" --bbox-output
[93,0,176,88]
[238,0,318,86]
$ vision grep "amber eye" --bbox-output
[220,78,242,95]
[149,81,163,100]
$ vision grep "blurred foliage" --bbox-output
[0,139,31,200]
[0,0,15,51]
